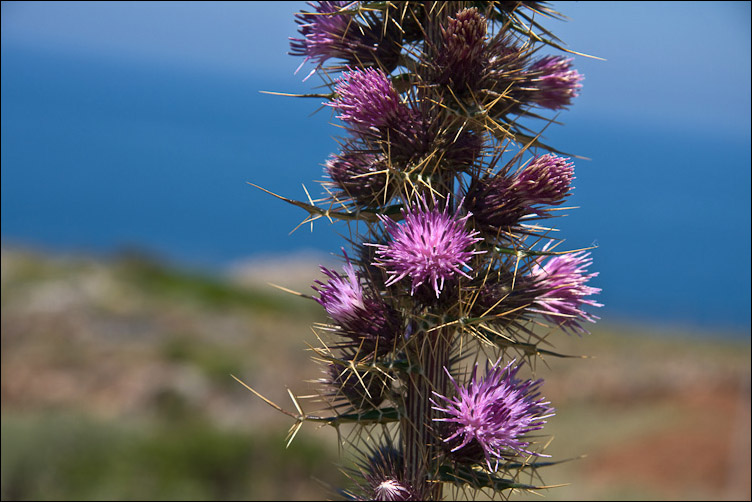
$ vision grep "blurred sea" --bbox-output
[2,45,750,337]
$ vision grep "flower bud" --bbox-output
[526,56,583,110]
[513,154,574,206]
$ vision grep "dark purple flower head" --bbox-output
[290,2,397,78]
[325,149,391,206]
[513,154,574,207]
[369,200,485,298]
[464,175,528,230]
[435,7,487,90]
[431,359,554,471]
[290,2,357,72]
[330,67,420,133]
[476,32,530,115]
[527,55,583,110]
[472,272,537,326]
[312,254,400,355]
[320,358,386,411]
[529,249,602,335]
[441,130,484,171]
[328,68,431,164]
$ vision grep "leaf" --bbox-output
[303,407,401,426]
[248,182,402,224]
[435,464,554,491]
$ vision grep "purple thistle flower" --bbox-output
[313,258,368,326]
[513,154,574,207]
[464,175,528,230]
[329,68,431,164]
[289,2,399,78]
[329,67,420,133]
[528,249,603,335]
[312,255,400,355]
[435,7,487,91]
[431,359,554,471]
[290,2,356,72]
[369,201,485,298]
[527,55,583,110]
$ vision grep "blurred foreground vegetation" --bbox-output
[2,413,336,501]
[1,245,749,500]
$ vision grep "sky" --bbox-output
[2,1,749,135]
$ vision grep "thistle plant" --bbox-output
[245,2,602,500]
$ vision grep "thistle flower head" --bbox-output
[312,253,400,355]
[431,359,554,471]
[513,154,574,206]
[464,175,528,230]
[325,149,391,206]
[477,32,530,115]
[347,446,426,501]
[290,2,355,69]
[443,7,486,59]
[320,358,386,411]
[372,479,413,501]
[435,7,488,90]
[370,199,485,298]
[527,56,583,110]
[290,2,398,77]
[330,67,420,133]
[529,249,603,334]
[441,130,484,171]
[472,272,537,326]
[313,258,367,325]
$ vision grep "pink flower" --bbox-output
[431,359,554,471]
[528,56,583,110]
[369,201,485,297]
[329,67,419,132]
[313,253,400,355]
[529,250,603,334]
[513,154,574,207]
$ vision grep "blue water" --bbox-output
[2,45,750,336]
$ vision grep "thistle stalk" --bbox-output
[246,2,603,500]
[402,327,452,498]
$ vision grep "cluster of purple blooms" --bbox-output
[273,2,601,500]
